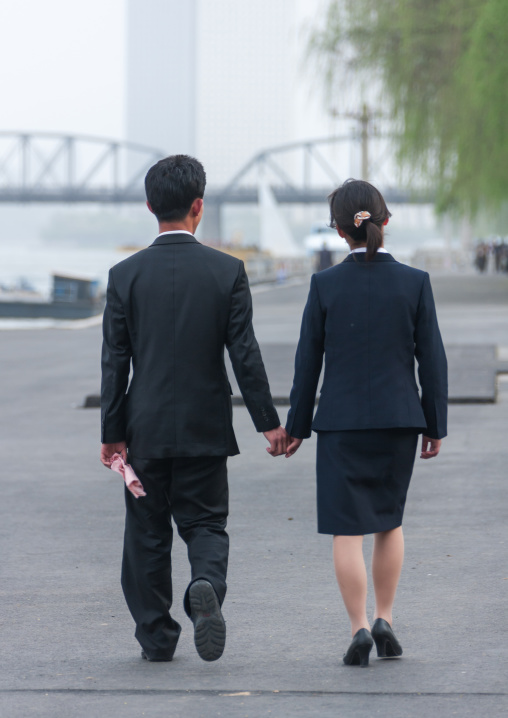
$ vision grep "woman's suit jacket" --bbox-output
[285,252,448,440]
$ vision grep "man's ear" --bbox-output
[383,217,389,226]
[191,198,203,216]
[146,201,155,215]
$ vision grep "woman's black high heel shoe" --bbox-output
[343,628,374,667]
[371,618,403,658]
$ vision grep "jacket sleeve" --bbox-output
[414,272,448,439]
[101,269,132,443]
[226,262,280,432]
[285,274,325,439]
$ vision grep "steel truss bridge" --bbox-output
[0,131,431,238]
[0,132,163,203]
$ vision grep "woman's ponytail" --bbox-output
[365,221,383,262]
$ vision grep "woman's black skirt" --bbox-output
[316,428,419,536]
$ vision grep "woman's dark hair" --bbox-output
[145,155,206,222]
[328,179,392,261]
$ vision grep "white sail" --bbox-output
[258,180,303,257]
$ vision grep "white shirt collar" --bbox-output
[350,247,389,254]
[156,230,195,238]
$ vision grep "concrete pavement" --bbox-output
[0,272,507,717]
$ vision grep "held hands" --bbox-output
[100,441,127,467]
[420,435,441,459]
[263,426,289,456]
[263,427,304,458]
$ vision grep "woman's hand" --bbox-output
[285,437,303,458]
[420,435,441,459]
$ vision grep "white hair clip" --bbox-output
[354,211,371,228]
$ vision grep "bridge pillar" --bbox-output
[201,201,222,244]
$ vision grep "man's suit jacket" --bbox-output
[285,252,448,440]
[101,233,279,458]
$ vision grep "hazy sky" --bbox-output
[1,0,126,138]
[0,0,327,143]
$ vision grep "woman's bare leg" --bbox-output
[333,535,370,636]
[372,526,404,625]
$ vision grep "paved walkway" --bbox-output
[0,273,507,717]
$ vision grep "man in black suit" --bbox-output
[100,155,287,662]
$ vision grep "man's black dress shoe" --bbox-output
[371,618,403,657]
[141,650,173,662]
[343,628,374,667]
[189,579,226,662]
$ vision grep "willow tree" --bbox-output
[309,0,508,215]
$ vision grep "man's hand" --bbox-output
[263,426,289,457]
[101,441,127,467]
[285,437,303,458]
[420,435,441,460]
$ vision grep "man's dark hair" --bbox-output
[145,155,206,222]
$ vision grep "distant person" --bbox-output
[316,242,334,272]
[475,241,488,273]
[284,179,448,666]
[493,239,506,273]
[100,155,287,663]
[502,242,508,273]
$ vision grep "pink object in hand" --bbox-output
[110,453,146,498]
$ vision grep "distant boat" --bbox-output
[0,273,104,319]
[303,221,348,252]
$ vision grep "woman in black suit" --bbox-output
[285,179,447,667]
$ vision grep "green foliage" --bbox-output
[453,0,508,212]
[309,0,508,214]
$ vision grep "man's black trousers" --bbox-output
[121,455,229,660]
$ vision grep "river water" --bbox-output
[0,243,137,298]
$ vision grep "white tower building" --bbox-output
[126,0,197,155]
[126,0,330,175]
[125,0,332,244]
